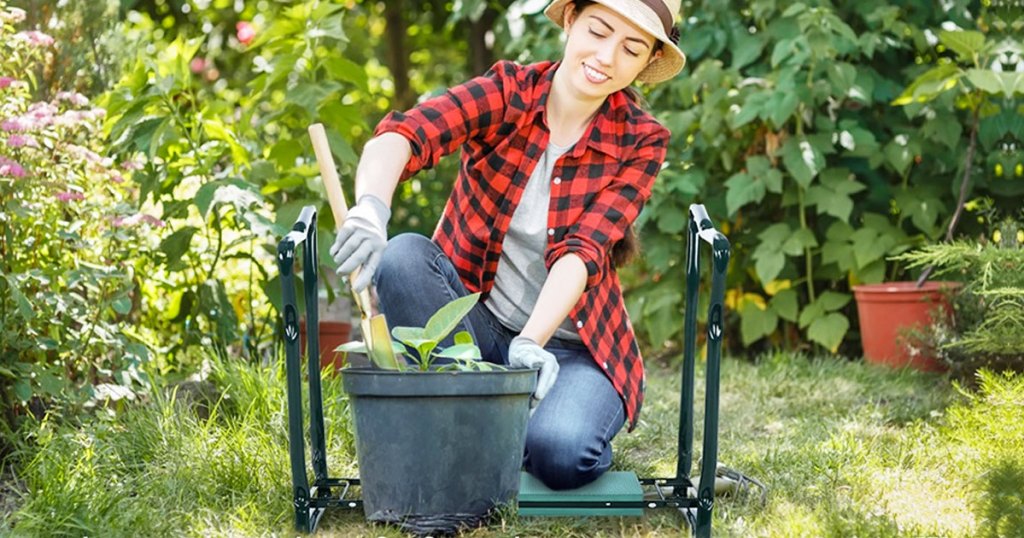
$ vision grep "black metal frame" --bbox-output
[278,203,730,536]
[277,205,363,532]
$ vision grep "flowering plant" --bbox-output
[0,1,152,432]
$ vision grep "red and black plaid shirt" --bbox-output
[374,60,669,431]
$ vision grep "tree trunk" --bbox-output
[468,6,500,76]
[383,0,415,110]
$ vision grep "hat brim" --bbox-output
[543,0,685,83]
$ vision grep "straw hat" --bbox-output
[544,0,686,83]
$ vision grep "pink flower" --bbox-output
[141,214,165,227]
[190,58,206,74]
[121,159,143,171]
[6,134,38,148]
[0,77,14,90]
[236,21,256,46]
[55,91,89,107]
[27,102,57,121]
[66,144,103,164]
[1,118,30,132]
[109,172,125,183]
[13,31,55,47]
[0,157,26,178]
[5,8,26,23]
[55,191,85,202]
[113,213,165,228]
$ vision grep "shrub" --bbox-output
[894,213,1024,375]
[0,1,151,447]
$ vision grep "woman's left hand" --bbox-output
[508,335,559,404]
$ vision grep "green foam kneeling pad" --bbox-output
[517,471,643,517]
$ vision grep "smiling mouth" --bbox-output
[583,63,610,83]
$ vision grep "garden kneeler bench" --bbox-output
[278,203,730,537]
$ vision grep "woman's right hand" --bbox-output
[330,194,391,292]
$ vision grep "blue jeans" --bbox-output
[374,233,627,490]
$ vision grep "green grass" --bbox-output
[2,352,1022,537]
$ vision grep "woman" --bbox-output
[331,0,685,490]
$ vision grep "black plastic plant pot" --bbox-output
[341,367,536,534]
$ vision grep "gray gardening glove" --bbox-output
[330,194,390,292]
[509,336,559,407]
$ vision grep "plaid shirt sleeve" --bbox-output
[373,61,516,181]
[546,127,669,289]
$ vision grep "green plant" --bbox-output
[0,0,150,444]
[8,0,130,98]
[99,1,378,362]
[893,213,1024,374]
[892,23,1024,286]
[635,1,1024,356]
[337,292,499,372]
[582,1,962,356]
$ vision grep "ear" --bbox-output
[647,48,664,66]
[562,2,578,28]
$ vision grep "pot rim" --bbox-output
[852,281,962,294]
[341,366,538,397]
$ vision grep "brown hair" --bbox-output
[567,0,652,268]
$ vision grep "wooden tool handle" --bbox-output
[308,123,374,314]
[308,123,349,232]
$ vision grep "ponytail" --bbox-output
[610,225,639,268]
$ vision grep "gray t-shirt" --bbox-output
[485,140,582,342]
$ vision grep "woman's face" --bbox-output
[561,2,663,100]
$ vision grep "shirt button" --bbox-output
[603,361,609,370]
[553,177,562,184]
[576,320,583,329]
[547,228,555,236]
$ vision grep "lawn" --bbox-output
[2,352,1021,537]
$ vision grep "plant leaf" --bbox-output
[781,136,824,187]
[770,288,800,322]
[3,274,34,321]
[725,171,763,216]
[391,326,430,350]
[424,292,481,342]
[159,227,199,272]
[434,343,482,360]
[818,291,852,311]
[938,30,986,62]
[892,63,962,105]
[807,312,850,353]
[13,380,31,402]
[740,302,779,345]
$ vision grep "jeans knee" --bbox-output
[525,424,607,490]
[375,233,434,288]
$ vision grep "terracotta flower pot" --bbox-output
[852,281,960,372]
[298,320,351,372]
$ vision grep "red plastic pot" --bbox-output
[852,281,960,372]
[299,320,351,373]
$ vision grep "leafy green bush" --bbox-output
[98,1,383,363]
[613,1,1022,355]
[7,0,130,98]
[0,1,150,443]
